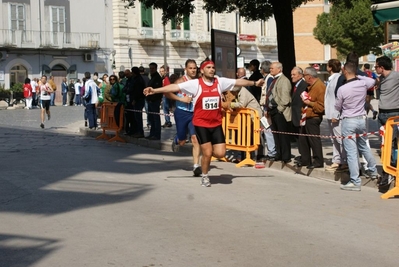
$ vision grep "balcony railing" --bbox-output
[137,27,163,40]
[170,30,196,42]
[258,36,277,46]
[0,29,100,49]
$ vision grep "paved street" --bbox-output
[1,103,398,267]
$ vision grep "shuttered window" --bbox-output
[141,5,153,27]
[50,6,65,33]
[10,4,25,30]
[171,16,190,30]
[183,16,190,31]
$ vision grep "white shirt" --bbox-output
[178,77,236,96]
[74,82,81,95]
[40,83,52,100]
[30,80,38,93]
[84,79,98,104]
[324,72,341,119]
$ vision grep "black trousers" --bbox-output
[270,111,291,161]
[298,117,324,166]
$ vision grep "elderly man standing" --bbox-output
[236,67,247,80]
[290,66,307,162]
[297,67,326,169]
[259,60,277,161]
[335,62,378,191]
[266,62,292,163]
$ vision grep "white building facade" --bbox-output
[112,0,278,75]
[0,0,113,103]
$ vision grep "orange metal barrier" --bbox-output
[381,116,399,199]
[96,102,125,143]
[221,108,260,167]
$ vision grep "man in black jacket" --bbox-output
[248,59,264,103]
[290,66,307,161]
[145,62,163,140]
[123,70,135,135]
[68,79,75,106]
[131,67,146,138]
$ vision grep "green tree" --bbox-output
[314,0,383,58]
[123,0,194,25]
[123,0,313,77]
[128,0,315,77]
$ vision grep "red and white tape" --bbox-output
[124,108,381,140]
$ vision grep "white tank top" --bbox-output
[40,83,51,100]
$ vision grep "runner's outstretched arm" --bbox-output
[143,84,180,96]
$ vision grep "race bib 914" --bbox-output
[202,97,219,110]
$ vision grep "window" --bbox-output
[141,5,153,27]
[50,6,65,45]
[10,4,25,31]
[10,65,27,88]
[236,13,241,34]
[50,6,65,33]
[260,20,265,36]
[183,16,190,31]
[171,16,190,30]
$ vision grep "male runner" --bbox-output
[165,59,201,176]
[144,60,264,187]
[38,75,54,128]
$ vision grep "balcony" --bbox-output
[258,36,278,46]
[170,30,196,42]
[0,29,100,50]
[136,27,163,41]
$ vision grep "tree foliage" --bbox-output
[122,0,195,25]
[314,0,384,58]
[122,0,386,73]
[121,0,315,77]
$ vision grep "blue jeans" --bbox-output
[162,95,171,124]
[145,100,152,127]
[378,111,399,126]
[341,116,377,185]
[327,119,347,165]
[75,94,81,105]
[264,128,276,157]
[62,92,67,105]
[50,91,56,106]
[86,103,97,128]
[147,100,161,139]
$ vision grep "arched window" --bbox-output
[10,65,27,88]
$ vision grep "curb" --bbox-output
[80,127,382,190]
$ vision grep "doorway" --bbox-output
[51,64,67,105]
[10,65,28,89]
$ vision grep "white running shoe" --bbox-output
[201,176,211,187]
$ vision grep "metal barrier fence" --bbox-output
[222,108,260,167]
[381,116,399,199]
